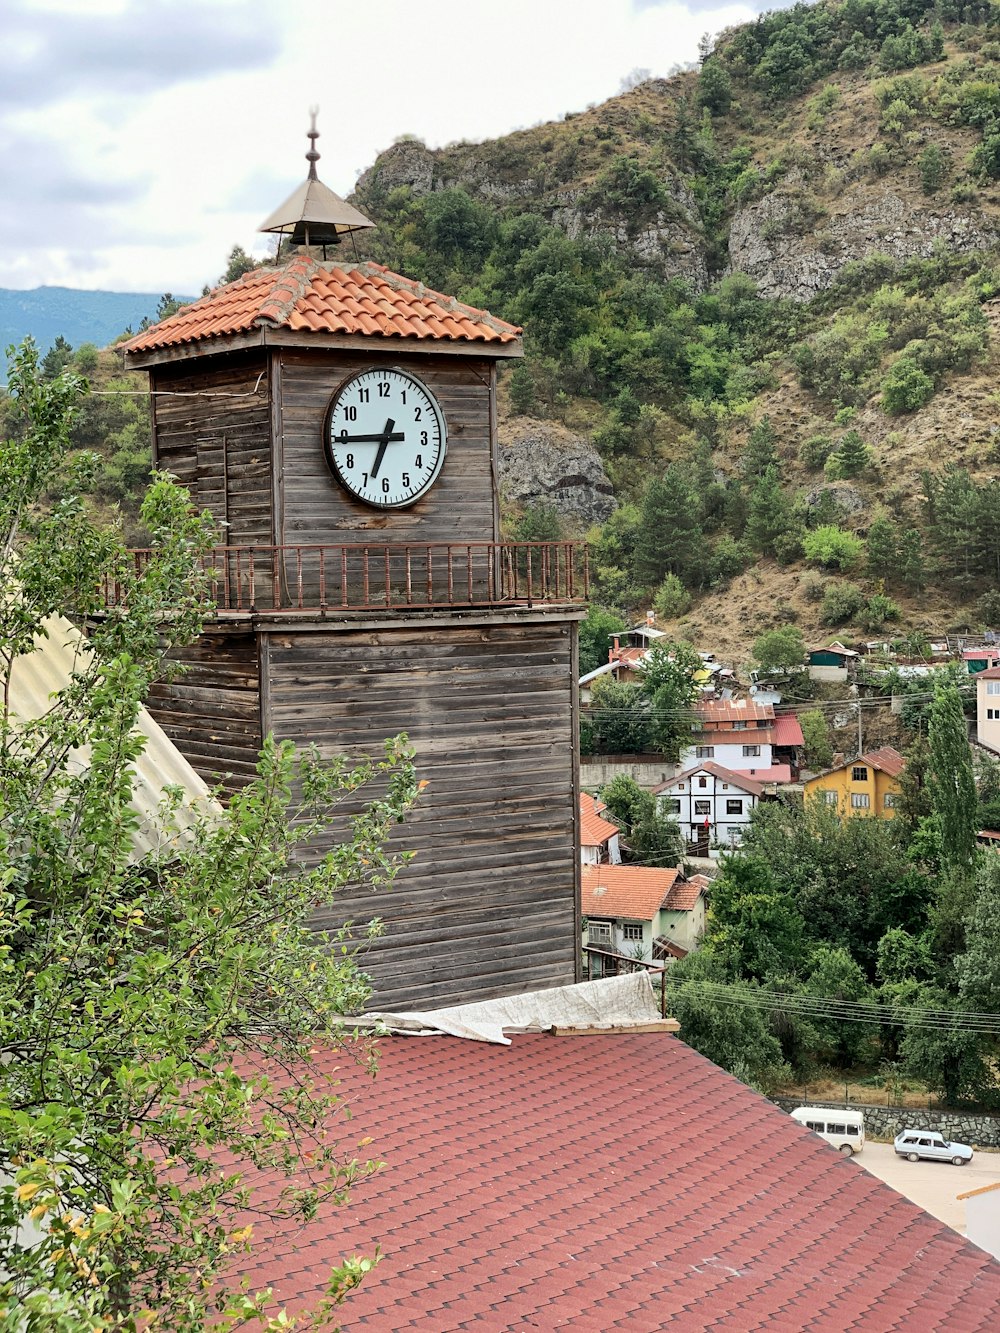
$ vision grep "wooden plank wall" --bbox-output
[146,631,262,797]
[264,616,580,1010]
[276,351,498,546]
[151,355,273,545]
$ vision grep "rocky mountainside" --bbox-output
[347,0,1000,662]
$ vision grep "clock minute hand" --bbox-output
[338,430,405,444]
[369,418,399,479]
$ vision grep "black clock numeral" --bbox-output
[415,455,422,468]
[379,381,390,397]
[358,387,369,402]
[402,472,410,488]
[362,473,369,486]
[346,454,354,469]
[382,477,390,493]
[414,407,422,422]
[344,405,357,421]
[339,429,348,442]
[420,431,428,445]
[401,390,407,404]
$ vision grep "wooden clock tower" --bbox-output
[121,126,586,1010]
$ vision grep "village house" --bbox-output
[804,746,905,819]
[653,761,765,852]
[678,696,802,782]
[581,863,707,965]
[978,665,1000,754]
[807,641,858,683]
[579,792,621,866]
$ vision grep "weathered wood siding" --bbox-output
[150,355,273,545]
[146,631,262,797]
[263,615,580,1010]
[275,350,498,547]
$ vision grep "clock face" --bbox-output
[324,368,447,509]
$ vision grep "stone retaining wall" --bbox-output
[771,1097,1000,1148]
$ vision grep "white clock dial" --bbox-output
[324,368,447,509]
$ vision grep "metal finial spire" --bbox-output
[306,107,320,182]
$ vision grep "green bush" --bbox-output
[881,357,935,414]
[801,572,826,602]
[821,581,865,625]
[798,433,836,470]
[861,593,902,631]
[654,573,693,619]
[709,536,753,581]
[918,144,949,194]
[802,525,864,571]
[975,590,1000,627]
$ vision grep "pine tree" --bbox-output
[866,510,898,582]
[825,429,871,479]
[744,465,794,556]
[897,527,926,592]
[634,466,705,587]
[741,415,779,483]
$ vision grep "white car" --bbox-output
[894,1129,973,1165]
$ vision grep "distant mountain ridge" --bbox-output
[0,287,195,359]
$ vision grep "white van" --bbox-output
[790,1107,865,1156]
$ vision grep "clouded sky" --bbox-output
[3,0,764,295]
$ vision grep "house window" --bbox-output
[884,793,897,809]
[852,766,868,782]
[726,799,743,815]
[696,746,715,758]
[733,722,746,731]
[988,681,1000,695]
[698,776,708,789]
[989,709,1000,720]
[622,923,643,942]
[823,791,838,805]
[665,798,681,814]
[742,745,760,758]
[851,793,870,809]
[588,921,612,945]
[694,800,711,815]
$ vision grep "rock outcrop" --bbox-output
[498,420,615,529]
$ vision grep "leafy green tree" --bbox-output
[653,572,692,619]
[600,773,653,831]
[820,580,864,625]
[589,676,651,754]
[799,708,833,771]
[706,855,809,982]
[641,640,701,762]
[881,356,935,413]
[740,415,779,483]
[579,605,627,677]
[927,683,978,876]
[753,625,805,672]
[804,946,876,1065]
[802,525,864,571]
[897,526,926,593]
[956,855,1000,1014]
[0,342,418,1329]
[898,985,992,1106]
[697,59,733,116]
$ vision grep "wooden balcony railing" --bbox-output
[104,541,589,614]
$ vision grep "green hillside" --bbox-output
[345,0,1000,661]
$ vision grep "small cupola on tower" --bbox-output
[258,110,375,257]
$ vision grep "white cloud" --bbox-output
[1,0,762,295]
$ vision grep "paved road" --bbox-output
[855,1140,1000,1235]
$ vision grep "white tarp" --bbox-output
[362,972,665,1045]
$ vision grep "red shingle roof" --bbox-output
[663,876,707,911]
[980,666,1000,681]
[580,793,620,848]
[121,257,521,355]
[581,863,678,921]
[222,1032,1000,1330]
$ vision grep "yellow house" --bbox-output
[804,746,905,819]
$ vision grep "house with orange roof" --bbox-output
[804,746,906,819]
[581,863,707,963]
[579,792,621,866]
[678,696,802,782]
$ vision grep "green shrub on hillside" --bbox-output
[825,429,873,479]
[881,356,935,412]
[803,525,864,571]
[821,580,865,625]
[799,433,837,470]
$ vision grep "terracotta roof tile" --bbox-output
[581,863,678,920]
[862,745,906,777]
[122,258,521,355]
[219,1033,1000,1329]
[579,793,620,848]
[663,876,707,911]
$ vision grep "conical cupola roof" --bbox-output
[259,111,374,249]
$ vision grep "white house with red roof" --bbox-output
[581,863,707,962]
[580,792,622,865]
[678,696,802,783]
[653,761,765,851]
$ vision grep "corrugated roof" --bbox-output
[862,746,906,778]
[220,1024,1000,1330]
[579,792,620,848]
[8,614,219,860]
[121,257,521,355]
[581,863,678,921]
[698,697,774,725]
[772,713,804,747]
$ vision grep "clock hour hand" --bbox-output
[369,418,398,479]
